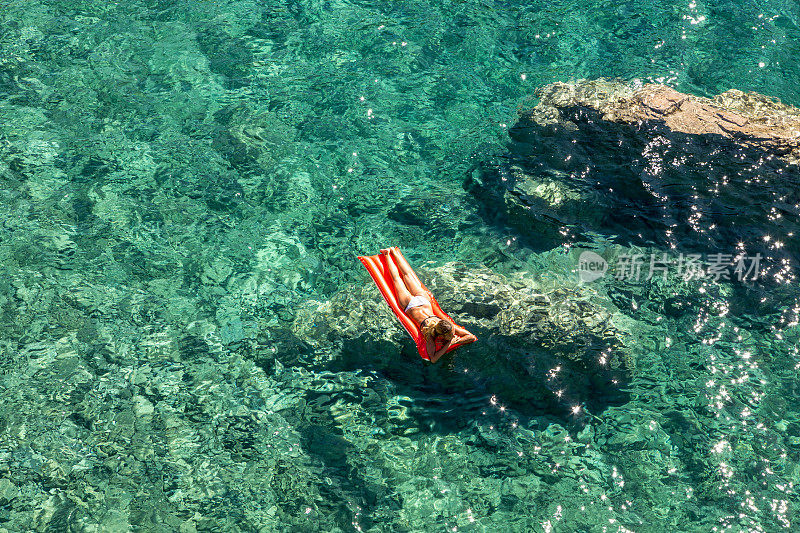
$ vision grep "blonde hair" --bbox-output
[422,318,454,342]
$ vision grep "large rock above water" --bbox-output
[465,80,800,270]
[532,79,800,164]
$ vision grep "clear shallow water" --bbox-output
[1,0,799,531]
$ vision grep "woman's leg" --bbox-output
[389,247,425,295]
[381,249,414,308]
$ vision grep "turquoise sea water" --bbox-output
[1,0,800,531]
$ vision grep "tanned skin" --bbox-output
[380,247,476,362]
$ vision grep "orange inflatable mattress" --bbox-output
[358,248,472,361]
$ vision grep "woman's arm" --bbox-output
[452,325,475,339]
[428,337,454,363]
[451,333,477,346]
[426,337,437,362]
[428,333,477,363]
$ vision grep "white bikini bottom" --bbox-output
[404,295,429,313]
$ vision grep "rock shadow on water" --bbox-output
[335,330,628,432]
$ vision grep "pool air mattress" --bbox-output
[358,248,472,360]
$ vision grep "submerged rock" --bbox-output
[293,261,633,417]
[296,262,629,368]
